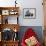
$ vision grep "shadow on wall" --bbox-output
[18,26,44,44]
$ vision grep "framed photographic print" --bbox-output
[23,8,36,19]
[9,9,18,15]
[2,10,9,15]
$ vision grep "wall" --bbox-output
[0,0,15,7]
[17,0,44,26]
[0,0,44,26]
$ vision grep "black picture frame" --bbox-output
[23,8,36,19]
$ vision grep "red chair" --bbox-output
[21,28,41,46]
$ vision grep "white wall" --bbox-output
[17,0,44,26]
[0,0,44,26]
[0,0,15,7]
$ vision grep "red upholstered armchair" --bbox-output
[21,28,41,46]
